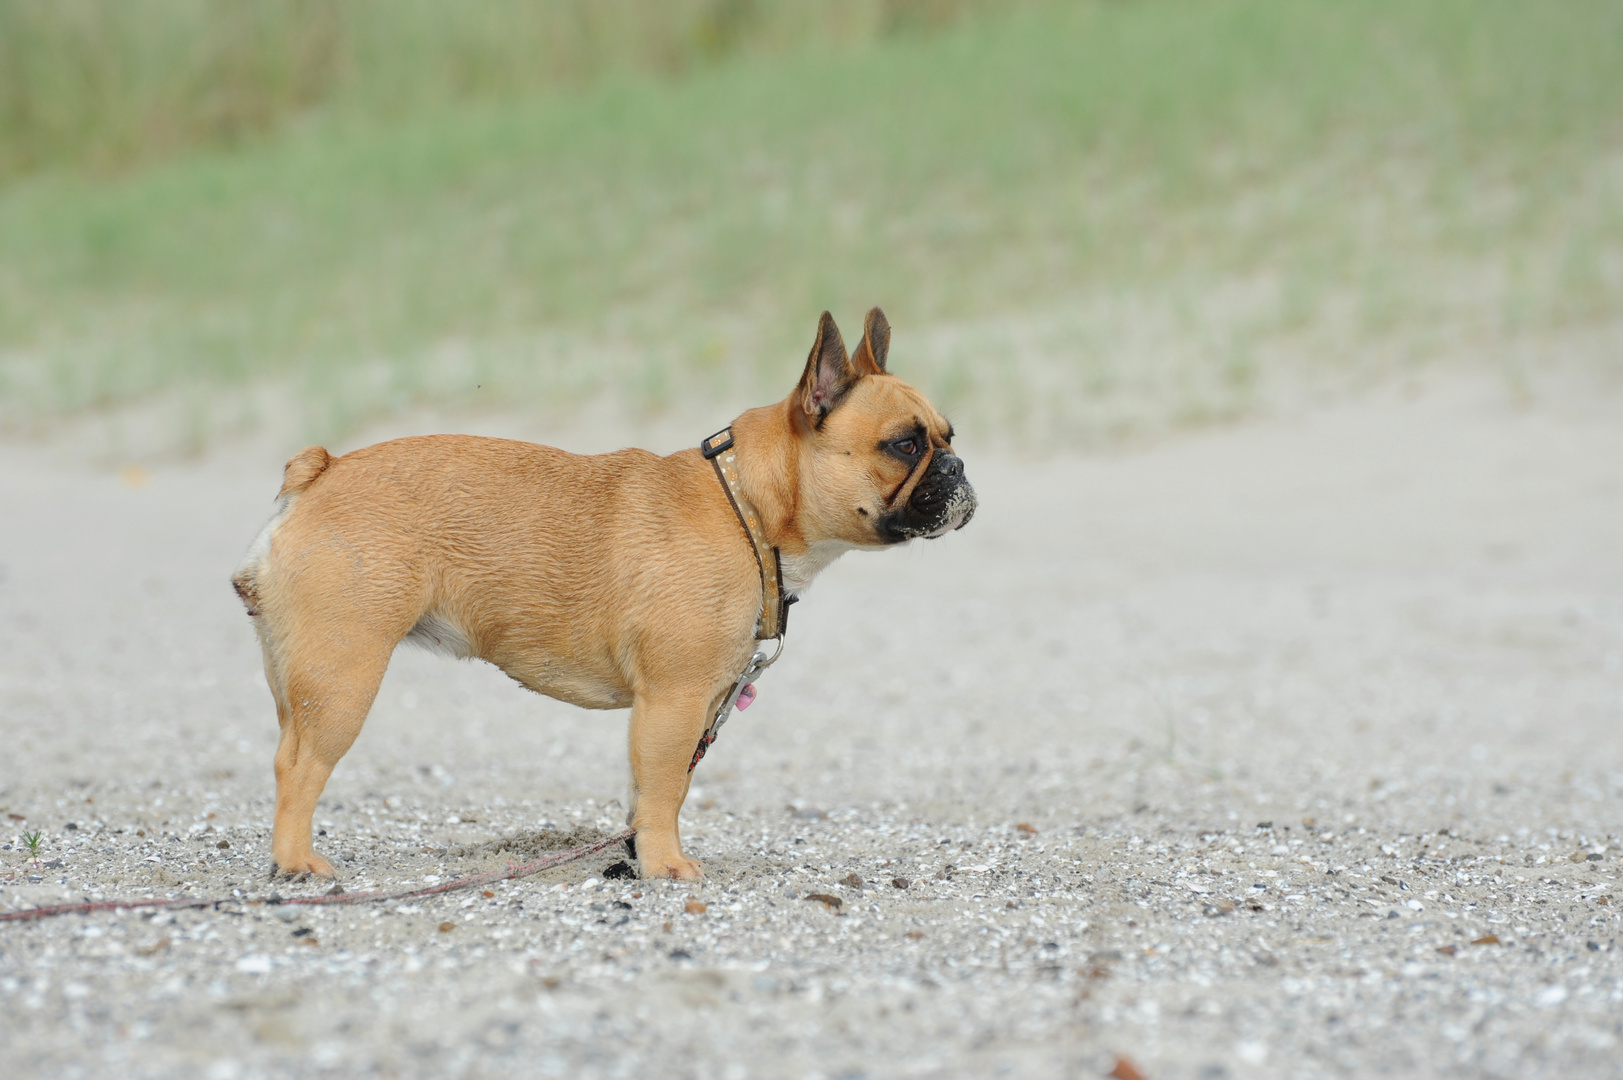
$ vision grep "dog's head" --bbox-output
[790,308,976,547]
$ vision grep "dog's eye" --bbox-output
[894,438,919,457]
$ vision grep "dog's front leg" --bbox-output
[627,689,709,880]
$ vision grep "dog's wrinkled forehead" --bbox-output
[842,376,953,447]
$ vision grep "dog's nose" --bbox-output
[935,453,964,479]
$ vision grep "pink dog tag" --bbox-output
[735,684,757,710]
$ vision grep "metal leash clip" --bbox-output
[690,638,782,772]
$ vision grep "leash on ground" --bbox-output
[0,828,634,925]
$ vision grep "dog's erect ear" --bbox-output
[798,310,856,421]
[851,307,889,376]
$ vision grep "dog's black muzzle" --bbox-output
[877,451,977,543]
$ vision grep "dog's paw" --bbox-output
[640,854,704,880]
[273,853,337,879]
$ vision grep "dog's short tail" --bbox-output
[278,446,334,498]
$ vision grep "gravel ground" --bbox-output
[2,376,1621,1079]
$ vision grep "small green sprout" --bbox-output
[21,829,43,867]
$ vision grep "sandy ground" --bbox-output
[1,374,1621,1079]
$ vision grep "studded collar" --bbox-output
[701,426,790,641]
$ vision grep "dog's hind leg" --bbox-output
[267,637,393,877]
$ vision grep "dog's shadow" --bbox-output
[444,826,638,880]
[447,825,617,861]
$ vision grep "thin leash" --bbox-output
[1,829,634,924]
[9,429,786,926]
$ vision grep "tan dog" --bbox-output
[232,309,976,880]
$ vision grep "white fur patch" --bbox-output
[780,539,855,595]
[234,492,297,585]
[404,613,473,659]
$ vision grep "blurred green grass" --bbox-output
[0,0,984,178]
[1,0,1620,452]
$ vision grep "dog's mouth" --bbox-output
[921,481,977,539]
[877,477,977,543]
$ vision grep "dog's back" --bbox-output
[234,434,751,702]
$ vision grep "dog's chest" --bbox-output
[779,541,853,596]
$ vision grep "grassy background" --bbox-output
[1,0,1620,454]
[0,0,987,178]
